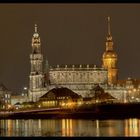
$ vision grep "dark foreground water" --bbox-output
[0,118,140,136]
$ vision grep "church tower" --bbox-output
[102,17,118,85]
[29,24,44,101]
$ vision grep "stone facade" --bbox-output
[28,22,124,102]
[49,65,107,85]
[47,65,108,97]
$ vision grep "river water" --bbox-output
[0,118,140,136]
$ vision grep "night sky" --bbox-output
[0,3,140,93]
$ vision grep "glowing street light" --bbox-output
[24,87,27,90]
[8,104,11,110]
[131,96,134,99]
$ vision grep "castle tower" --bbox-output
[102,17,118,85]
[29,24,44,101]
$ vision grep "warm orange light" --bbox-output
[8,104,11,109]
[133,89,136,92]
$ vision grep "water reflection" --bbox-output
[62,119,73,136]
[96,120,100,136]
[0,118,140,136]
[125,118,140,136]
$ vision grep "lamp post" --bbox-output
[23,87,28,96]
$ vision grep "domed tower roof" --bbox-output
[102,17,118,59]
[103,50,117,59]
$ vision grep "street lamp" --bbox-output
[24,87,27,90]
[23,87,28,96]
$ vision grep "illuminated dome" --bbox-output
[103,50,117,59]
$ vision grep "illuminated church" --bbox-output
[102,17,118,85]
[28,17,119,102]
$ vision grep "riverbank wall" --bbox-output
[1,103,140,120]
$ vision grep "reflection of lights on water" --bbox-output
[125,118,140,136]
[39,119,41,130]
[7,120,12,136]
[62,119,65,136]
[96,120,100,136]
[96,120,99,129]
[62,119,73,136]
[16,120,19,128]
[2,119,140,136]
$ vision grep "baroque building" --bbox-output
[28,24,108,101]
[28,17,123,102]
[48,64,108,97]
[102,17,118,85]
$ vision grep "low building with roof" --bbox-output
[39,87,83,108]
[90,84,116,103]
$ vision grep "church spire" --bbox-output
[107,16,111,36]
[102,16,118,85]
[35,24,38,33]
[107,16,112,41]
[32,24,41,53]
[33,24,39,38]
